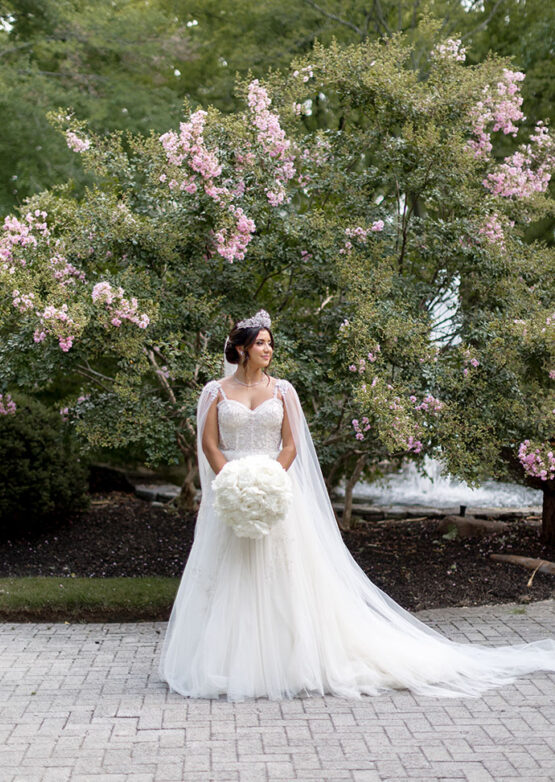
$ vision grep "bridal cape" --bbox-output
[159,377,555,701]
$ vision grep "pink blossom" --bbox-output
[432,38,466,62]
[479,213,506,247]
[92,281,150,331]
[483,122,553,198]
[0,393,16,415]
[66,131,91,153]
[518,440,555,481]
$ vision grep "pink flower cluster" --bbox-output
[432,39,466,62]
[50,254,86,286]
[409,393,444,414]
[340,222,384,254]
[468,69,525,159]
[91,282,150,329]
[0,393,16,415]
[462,350,480,377]
[160,110,256,262]
[349,346,380,374]
[160,110,222,183]
[518,440,555,481]
[214,207,256,262]
[406,435,423,454]
[247,80,296,206]
[0,210,49,272]
[12,290,35,313]
[483,122,554,198]
[479,212,513,248]
[66,131,91,153]
[60,394,91,421]
[36,304,75,351]
[352,417,371,441]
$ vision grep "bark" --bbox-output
[490,554,555,577]
[178,454,198,512]
[340,454,367,531]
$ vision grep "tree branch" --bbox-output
[461,0,506,41]
[303,0,364,36]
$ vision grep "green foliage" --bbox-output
[1,0,553,223]
[0,394,89,537]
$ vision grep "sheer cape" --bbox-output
[159,376,555,701]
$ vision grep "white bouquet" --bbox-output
[212,455,293,539]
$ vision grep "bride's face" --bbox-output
[244,329,273,369]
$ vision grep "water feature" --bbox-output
[342,456,542,508]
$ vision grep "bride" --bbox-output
[159,310,555,701]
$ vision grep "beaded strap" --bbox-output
[203,380,220,400]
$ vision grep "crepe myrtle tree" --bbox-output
[0,81,331,508]
[1,31,553,534]
[269,32,554,536]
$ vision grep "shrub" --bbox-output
[0,395,89,537]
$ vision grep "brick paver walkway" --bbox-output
[0,600,553,781]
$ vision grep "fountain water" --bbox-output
[343,456,542,509]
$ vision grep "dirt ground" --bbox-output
[0,491,553,611]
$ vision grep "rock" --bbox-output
[436,515,509,538]
[134,483,181,502]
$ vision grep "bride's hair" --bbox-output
[225,323,275,372]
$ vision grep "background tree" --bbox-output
[0,0,193,212]
[1,0,553,227]
[1,31,552,540]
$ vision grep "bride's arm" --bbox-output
[277,394,297,471]
[201,397,228,475]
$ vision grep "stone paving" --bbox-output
[0,600,553,782]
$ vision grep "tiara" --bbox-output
[236,309,272,330]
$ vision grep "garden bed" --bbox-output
[0,491,553,620]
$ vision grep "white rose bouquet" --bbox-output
[212,455,293,539]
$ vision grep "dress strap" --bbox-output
[272,378,279,398]
[217,381,228,400]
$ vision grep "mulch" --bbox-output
[0,491,553,613]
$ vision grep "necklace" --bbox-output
[232,373,265,387]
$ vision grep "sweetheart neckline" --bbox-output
[217,397,283,413]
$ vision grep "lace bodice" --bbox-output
[203,379,289,459]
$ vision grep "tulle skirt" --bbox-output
[159,464,555,702]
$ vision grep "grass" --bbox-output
[0,576,179,622]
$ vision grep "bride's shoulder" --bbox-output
[201,378,223,398]
[273,377,295,395]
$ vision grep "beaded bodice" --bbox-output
[204,379,289,459]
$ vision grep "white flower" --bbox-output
[212,455,293,539]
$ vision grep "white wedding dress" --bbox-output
[159,377,555,701]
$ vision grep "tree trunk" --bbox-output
[542,483,555,545]
[340,454,367,531]
[178,455,198,512]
